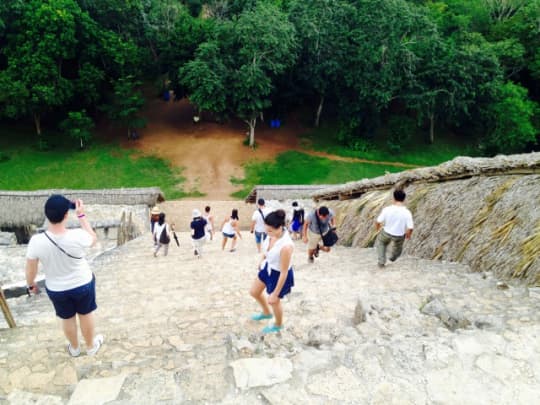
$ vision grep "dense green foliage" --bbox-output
[0,0,538,154]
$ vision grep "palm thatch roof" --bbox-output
[0,188,164,228]
[312,152,540,201]
[245,185,334,204]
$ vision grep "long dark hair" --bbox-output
[264,209,286,229]
[231,209,239,220]
[158,212,166,225]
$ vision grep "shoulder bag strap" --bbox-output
[258,208,265,220]
[314,210,324,236]
[43,232,83,260]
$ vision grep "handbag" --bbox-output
[315,213,338,247]
[159,226,170,244]
[322,228,339,247]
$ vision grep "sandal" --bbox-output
[251,313,273,321]
[262,324,283,334]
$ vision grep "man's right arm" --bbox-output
[302,219,310,243]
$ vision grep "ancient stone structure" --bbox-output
[312,153,540,286]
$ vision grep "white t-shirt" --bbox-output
[222,219,236,235]
[252,207,271,233]
[377,204,414,237]
[203,214,213,230]
[26,229,93,292]
[261,230,294,273]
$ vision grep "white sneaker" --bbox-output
[67,343,80,357]
[87,334,104,356]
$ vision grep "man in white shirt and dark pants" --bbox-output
[375,189,414,268]
[251,198,271,253]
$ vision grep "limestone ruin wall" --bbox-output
[317,153,540,286]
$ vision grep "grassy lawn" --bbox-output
[231,150,404,198]
[0,126,189,199]
[300,125,477,166]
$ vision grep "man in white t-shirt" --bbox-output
[250,198,271,253]
[25,194,103,357]
[375,189,414,268]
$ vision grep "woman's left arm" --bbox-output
[268,245,293,304]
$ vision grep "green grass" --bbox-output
[301,125,477,166]
[0,126,191,199]
[231,150,404,198]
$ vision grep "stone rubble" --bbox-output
[0,229,539,404]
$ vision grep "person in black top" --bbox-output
[190,209,207,258]
[289,201,304,240]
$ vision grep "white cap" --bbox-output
[192,209,201,218]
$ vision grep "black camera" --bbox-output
[69,201,76,210]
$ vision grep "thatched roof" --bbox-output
[245,185,334,204]
[0,188,164,228]
[312,152,540,201]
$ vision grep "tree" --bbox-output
[289,0,356,127]
[483,81,538,152]
[0,0,78,136]
[336,0,434,138]
[180,2,297,147]
[180,42,228,116]
[230,2,297,146]
[104,75,146,139]
[59,110,95,149]
[0,0,135,139]
[405,33,502,143]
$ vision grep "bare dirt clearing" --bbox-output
[123,98,303,199]
[109,97,418,200]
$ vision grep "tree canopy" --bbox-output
[0,0,537,154]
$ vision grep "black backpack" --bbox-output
[159,227,170,244]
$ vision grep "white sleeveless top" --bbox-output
[261,229,294,273]
[222,219,235,235]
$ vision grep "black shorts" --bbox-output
[46,275,97,319]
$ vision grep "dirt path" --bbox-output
[112,97,418,200]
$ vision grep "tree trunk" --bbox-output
[33,114,41,135]
[429,113,435,144]
[315,95,325,128]
[248,117,257,148]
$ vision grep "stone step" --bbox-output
[1,232,539,404]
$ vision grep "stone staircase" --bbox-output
[1,230,540,404]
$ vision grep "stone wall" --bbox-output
[326,174,540,286]
[0,188,164,228]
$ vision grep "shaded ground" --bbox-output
[106,96,418,200]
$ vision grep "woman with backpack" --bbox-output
[153,212,171,257]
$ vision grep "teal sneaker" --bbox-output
[262,324,283,334]
[251,313,273,321]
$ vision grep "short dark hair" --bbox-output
[318,206,330,216]
[231,209,239,220]
[265,209,286,229]
[393,189,406,202]
[205,206,211,213]
[292,201,298,207]
[44,194,71,224]
[257,198,265,206]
